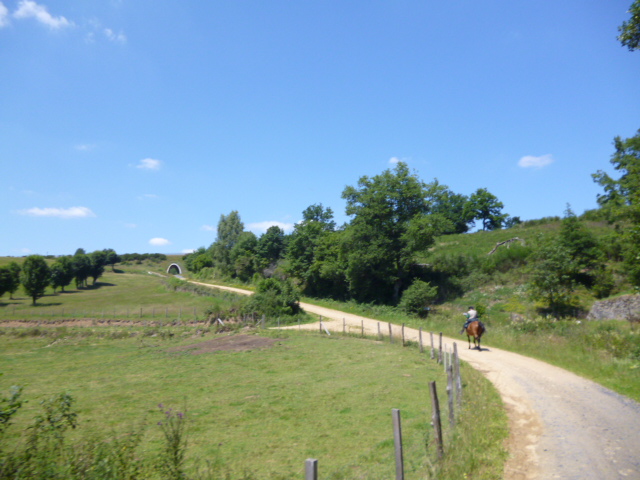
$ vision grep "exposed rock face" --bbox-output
[587,294,640,321]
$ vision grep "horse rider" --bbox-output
[460,306,478,334]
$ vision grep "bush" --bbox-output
[399,280,438,317]
[244,278,302,317]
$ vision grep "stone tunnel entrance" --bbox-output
[167,263,182,275]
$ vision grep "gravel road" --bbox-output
[191,281,640,479]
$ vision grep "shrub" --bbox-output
[244,277,302,317]
[399,280,438,317]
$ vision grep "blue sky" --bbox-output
[1,1,639,256]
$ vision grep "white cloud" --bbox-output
[181,248,195,254]
[149,237,171,246]
[518,154,554,169]
[0,2,10,28]
[138,193,159,200]
[18,206,96,219]
[136,158,161,170]
[201,225,216,232]
[75,144,95,152]
[104,27,126,44]
[247,221,295,234]
[124,223,137,228]
[389,157,401,164]
[13,1,73,29]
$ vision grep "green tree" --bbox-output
[558,206,602,274]
[341,162,440,303]
[526,237,579,317]
[230,232,259,281]
[208,211,245,277]
[592,130,640,285]
[465,188,508,231]
[0,267,12,299]
[49,257,74,292]
[5,262,21,299]
[256,226,286,265]
[72,253,91,289]
[88,250,107,285]
[103,249,121,272]
[429,184,472,234]
[285,204,336,282]
[20,255,50,305]
[618,0,640,51]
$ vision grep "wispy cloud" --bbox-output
[18,206,96,219]
[136,158,162,170]
[13,1,73,29]
[149,237,171,246]
[74,143,96,152]
[0,2,9,28]
[518,154,554,169]
[124,223,137,228]
[182,248,195,254]
[137,193,159,200]
[201,225,216,232]
[246,221,295,234]
[104,27,126,44]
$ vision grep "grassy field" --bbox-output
[0,328,506,479]
[0,261,508,479]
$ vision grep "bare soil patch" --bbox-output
[167,334,280,355]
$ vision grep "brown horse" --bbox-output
[465,320,485,350]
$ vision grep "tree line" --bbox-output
[0,249,121,305]
[184,162,516,308]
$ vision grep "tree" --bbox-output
[618,0,640,51]
[341,162,441,303]
[88,250,107,285]
[558,206,601,273]
[5,262,21,299]
[244,277,302,317]
[72,253,91,289]
[0,267,12,299]
[49,257,74,293]
[208,211,245,277]
[592,130,640,285]
[20,255,50,305]
[428,184,472,234]
[526,236,579,317]
[230,232,259,281]
[103,249,121,272]
[465,188,508,231]
[256,226,286,265]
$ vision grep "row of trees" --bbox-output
[185,163,514,307]
[0,249,121,305]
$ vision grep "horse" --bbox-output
[465,320,485,350]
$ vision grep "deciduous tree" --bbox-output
[465,188,508,231]
[618,0,640,51]
[20,255,50,305]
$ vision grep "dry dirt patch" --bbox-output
[167,334,280,355]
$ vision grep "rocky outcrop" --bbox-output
[587,294,640,321]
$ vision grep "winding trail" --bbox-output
[190,280,640,479]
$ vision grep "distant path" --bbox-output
[188,280,640,479]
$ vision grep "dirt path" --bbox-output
[191,281,640,479]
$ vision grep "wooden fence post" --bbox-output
[378,322,381,340]
[361,320,364,337]
[438,333,443,364]
[389,323,393,343]
[454,342,462,407]
[392,409,405,480]
[447,365,455,426]
[401,323,405,346]
[419,327,423,353]
[305,459,318,480]
[343,318,346,334]
[430,332,435,359]
[429,381,444,458]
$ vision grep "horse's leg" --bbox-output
[467,334,471,349]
